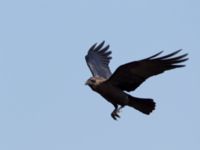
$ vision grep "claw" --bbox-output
[111,113,117,120]
[111,109,121,120]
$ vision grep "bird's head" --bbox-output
[85,77,106,89]
[85,77,97,86]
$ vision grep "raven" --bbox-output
[85,41,188,120]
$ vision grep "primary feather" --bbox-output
[85,41,112,79]
[107,49,188,91]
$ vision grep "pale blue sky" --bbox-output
[0,0,199,150]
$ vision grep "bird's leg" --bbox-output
[117,105,124,113]
[111,104,120,120]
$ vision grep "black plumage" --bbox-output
[85,41,188,120]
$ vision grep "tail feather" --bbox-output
[128,95,156,115]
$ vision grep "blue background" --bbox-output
[0,0,199,149]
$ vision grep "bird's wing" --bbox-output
[106,50,188,92]
[85,41,112,79]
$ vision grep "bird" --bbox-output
[85,41,188,120]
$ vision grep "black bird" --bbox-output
[85,41,188,120]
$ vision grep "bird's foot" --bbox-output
[111,109,121,120]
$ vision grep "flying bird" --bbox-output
[85,41,188,120]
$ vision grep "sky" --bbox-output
[0,0,199,150]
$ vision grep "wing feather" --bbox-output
[85,41,112,79]
[107,50,188,91]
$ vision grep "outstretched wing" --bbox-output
[107,50,188,91]
[85,41,112,79]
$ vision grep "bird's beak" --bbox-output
[85,80,89,85]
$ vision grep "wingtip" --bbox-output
[172,64,186,68]
[93,41,106,52]
[176,49,182,52]
[88,42,97,51]
[101,40,105,44]
[157,49,184,60]
[146,50,164,60]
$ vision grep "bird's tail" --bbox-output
[128,95,155,115]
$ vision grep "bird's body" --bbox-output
[87,77,129,106]
[85,41,188,120]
